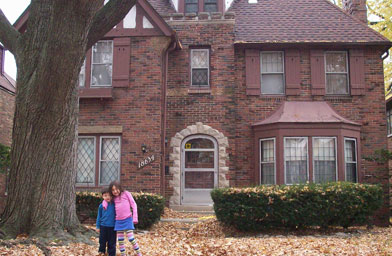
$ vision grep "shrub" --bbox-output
[211,182,383,231]
[76,191,165,229]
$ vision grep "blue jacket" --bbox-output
[96,202,115,228]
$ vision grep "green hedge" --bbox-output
[211,182,383,231]
[76,191,165,229]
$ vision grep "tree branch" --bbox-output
[0,9,20,55]
[86,0,136,49]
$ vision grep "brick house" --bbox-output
[11,0,392,224]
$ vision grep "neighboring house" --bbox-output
[0,44,16,212]
[13,0,392,224]
[0,45,15,147]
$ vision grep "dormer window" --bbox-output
[181,0,223,13]
[185,0,198,13]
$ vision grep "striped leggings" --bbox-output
[117,230,142,256]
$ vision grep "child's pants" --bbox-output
[99,226,117,256]
[117,230,142,256]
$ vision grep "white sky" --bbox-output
[0,0,30,79]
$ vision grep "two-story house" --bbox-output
[11,0,392,224]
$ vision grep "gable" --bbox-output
[13,0,174,38]
[230,0,391,45]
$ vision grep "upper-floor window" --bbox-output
[387,109,392,136]
[185,0,199,12]
[325,51,349,95]
[190,48,209,87]
[91,41,113,87]
[79,59,86,87]
[204,0,218,12]
[260,51,285,95]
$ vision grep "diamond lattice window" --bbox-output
[77,138,95,184]
[191,49,209,87]
[100,137,120,185]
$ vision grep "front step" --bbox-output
[170,205,214,212]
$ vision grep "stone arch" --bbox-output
[168,122,230,206]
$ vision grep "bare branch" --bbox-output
[366,3,386,21]
[86,0,136,49]
[0,9,20,55]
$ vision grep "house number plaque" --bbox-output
[138,155,155,169]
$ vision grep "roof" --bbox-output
[230,0,391,45]
[147,0,176,16]
[252,101,360,126]
[0,73,16,94]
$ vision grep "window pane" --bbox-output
[192,69,209,86]
[326,52,347,72]
[185,171,214,188]
[345,139,357,182]
[191,50,208,68]
[185,0,198,12]
[326,74,348,94]
[261,74,284,94]
[313,138,336,183]
[285,138,308,184]
[260,139,275,184]
[185,151,214,168]
[186,138,214,149]
[262,52,283,73]
[77,138,95,184]
[93,41,113,64]
[204,2,217,12]
[100,138,120,185]
[92,64,112,86]
[100,161,119,185]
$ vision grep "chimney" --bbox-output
[342,0,367,23]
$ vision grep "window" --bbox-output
[284,137,308,184]
[190,49,209,87]
[260,51,285,94]
[325,51,349,95]
[260,138,275,184]
[344,138,357,182]
[91,41,113,87]
[313,137,337,183]
[76,136,120,186]
[387,109,392,136]
[185,0,198,13]
[204,0,218,12]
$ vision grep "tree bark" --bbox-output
[0,0,135,239]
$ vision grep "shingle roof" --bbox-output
[230,0,391,45]
[148,0,176,16]
[0,73,16,94]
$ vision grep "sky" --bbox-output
[0,0,30,79]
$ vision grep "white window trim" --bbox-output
[324,51,349,95]
[98,136,121,186]
[76,136,96,186]
[259,138,276,185]
[190,48,210,87]
[312,137,338,183]
[78,59,86,87]
[284,137,309,185]
[260,51,285,95]
[91,40,113,87]
[344,138,358,182]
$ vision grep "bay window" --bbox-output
[313,137,337,183]
[344,138,357,182]
[260,138,275,184]
[284,137,308,184]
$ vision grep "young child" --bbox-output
[103,181,142,256]
[96,188,116,256]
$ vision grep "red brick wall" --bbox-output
[0,88,14,146]
[78,36,171,193]
[165,17,236,198]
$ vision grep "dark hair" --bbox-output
[109,181,124,196]
[101,188,110,195]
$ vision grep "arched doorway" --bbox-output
[181,135,217,205]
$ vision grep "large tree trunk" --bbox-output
[0,0,136,239]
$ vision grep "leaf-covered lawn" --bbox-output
[0,210,391,255]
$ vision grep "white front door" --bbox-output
[181,135,218,205]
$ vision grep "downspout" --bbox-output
[160,40,177,197]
